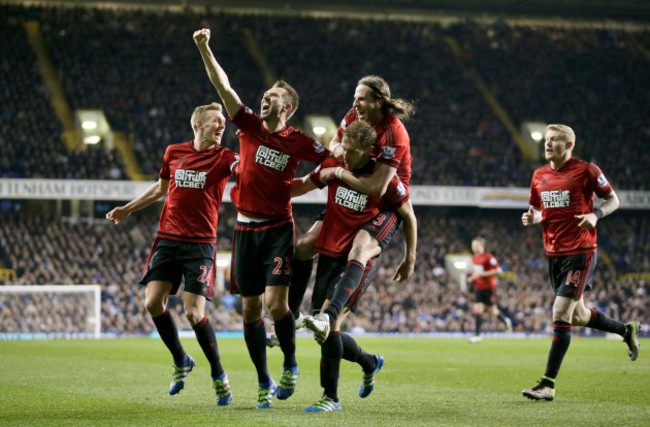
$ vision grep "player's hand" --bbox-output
[331,143,345,163]
[319,167,337,183]
[193,29,210,47]
[521,206,536,226]
[466,272,476,283]
[393,258,415,282]
[575,213,597,230]
[105,206,131,225]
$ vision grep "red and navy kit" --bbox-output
[309,157,409,257]
[529,157,613,257]
[472,252,500,291]
[158,140,239,243]
[229,104,329,219]
[336,108,412,189]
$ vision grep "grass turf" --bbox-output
[1,336,648,426]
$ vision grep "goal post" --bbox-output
[0,285,101,339]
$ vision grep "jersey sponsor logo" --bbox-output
[541,189,570,208]
[597,174,609,188]
[381,146,396,159]
[313,140,325,153]
[334,186,369,212]
[174,169,207,189]
[255,145,290,171]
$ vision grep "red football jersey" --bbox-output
[158,141,239,243]
[472,252,500,290]
[529,157,613,257]
[230,104,329,219]
[309,157,409,257]
[336,108,412,189]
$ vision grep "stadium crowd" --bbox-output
[1,4,648,189]
[0,4,647,339]
[1,207,647,337]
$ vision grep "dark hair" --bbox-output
[272,80,299,120]
[343,120,376,151]
[358,75,416,121]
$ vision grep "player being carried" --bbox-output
[284,73,415,354]
[290,119,418,412]
[193,28,329,409]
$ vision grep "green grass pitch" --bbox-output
[1,336,648,426]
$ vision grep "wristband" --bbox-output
[335,167,344,179]
[593,208,604,219]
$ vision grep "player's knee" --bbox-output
[144,298,164,317]
[267,302,289,320]
[571,309,590,326]
[184,308,203,326]
[242,298,263,322]
[349,241,379,263]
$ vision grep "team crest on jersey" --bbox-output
[381,146,396,159]
[334,187,368,212]
[255,145,290,171]
[313,140,325,153]
[597,174,609,188]
[541,189,570,208]
[175,169,207,189]
[396,181,406,196]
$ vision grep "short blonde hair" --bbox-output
[191,102,223,133]
[547,124,575,144]
[343,120,376,151]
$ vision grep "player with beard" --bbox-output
[194,29,329,408]
[106,102,238,406]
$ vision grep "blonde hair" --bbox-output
[343,120,377,151]
[191,102,223,134]
[547,124,575,144]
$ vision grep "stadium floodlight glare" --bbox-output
[445,254,473,291]
[81,120,98,130]
[531,131,543,141]
[83,135,101,145]
[305,115,337,141]
[75,109,112,148]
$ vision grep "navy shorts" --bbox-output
[139,238,216,300]
[548,252,598,300]
[311,255,375,314]
[361,210,402,252]
[230,218,294,297]
[474,288,497,306]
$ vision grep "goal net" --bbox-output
[0,285,101,339]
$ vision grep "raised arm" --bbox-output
[392,199,417,282]
[106,179,169,225]
[193,29,242,118]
